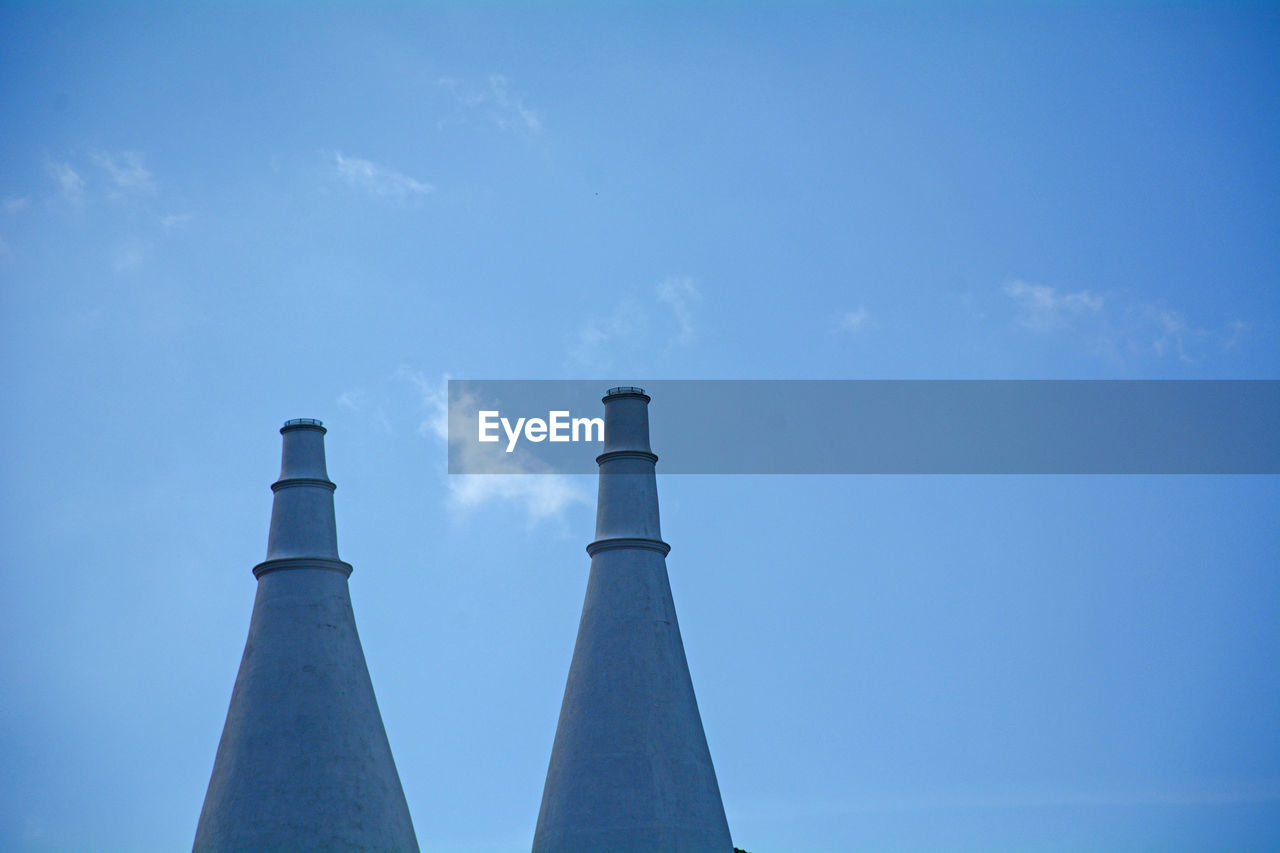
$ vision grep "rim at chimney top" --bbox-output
[281,418,326,432]
[604,386,648,399]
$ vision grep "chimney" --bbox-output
[194,419,419,852]
[533,388,734,852]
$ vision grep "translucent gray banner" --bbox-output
[447,380,1280,474]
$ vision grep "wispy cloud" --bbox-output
[837,306,870,334]
[337,389,366,411]
[569,296,649,372]
[41,153,176,272]
[1221,318,1248,349]
[656,276,701,347]
[91,150,156,196]
[436,74,543,135]
[569,276,704,371]
[111,241,149,273]
[1003,279,1246,364]
[400,368,588,524]
[331,151,434,200]
[45,151,161,209]
[1005,280,1104,331]
[336,388,392,433]
[487,74,542,134]
[46,160,85,205]
[160,212,193,232]
[1118,300,1248,364]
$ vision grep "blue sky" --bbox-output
[1,3,1277,851]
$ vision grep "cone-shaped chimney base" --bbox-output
[534,389,732,852]
[195,421,418,852]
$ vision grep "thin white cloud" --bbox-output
[446,470,587,524]
[46,160,85,205]
[38,154,172,273]
[336,389,365,410]
[1121,300,1247,365]
[331,151,434,199]
[436,74,543,135]
[838,306,870,334]
[111,242,148,273]
[92,150,156,196]
[1145,303,1191,361]
[335,388,392,433]
[569,276,704,371]
[656,275,701,347]
[1003,279,1246,364]
[487,74,542,134]
[435,76,484,107]
[160,212,193,232]
[400,368,588,524]
[1004,280,1104,330]
[569,296,650,372]
[1222,318,1248,349]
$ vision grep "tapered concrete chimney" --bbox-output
[194,419,419,853]
[533,388,733,853]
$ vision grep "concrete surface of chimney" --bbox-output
[194,419,419,853]
[533,388,734,853]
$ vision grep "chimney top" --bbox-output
[282,418,325,433]
[604,386,648,401]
